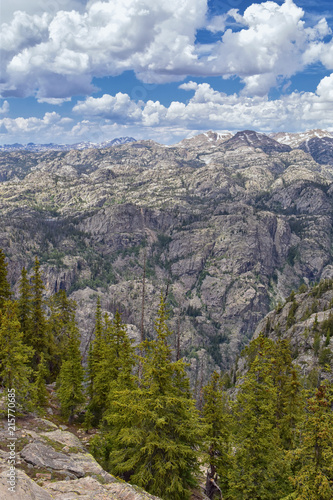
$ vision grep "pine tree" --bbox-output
[228,335,291,500]
[90,310,135,423]
[87,296,103,399]
[17,267,33,346]
[33,353,49,409]
[30,257,51,368]
[98,295,204,500]
[0,249,11,312]
[57,321,85,423]
[272,339,303,450]
[289,384,333,499]
[47,289,77,377]
[202,371,232,499]
[0,301,34,409]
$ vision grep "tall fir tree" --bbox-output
[228,335,292,500]
[97,294,204,500]
[18,266,33,347]
[0,301,34,409]
[57,320,85,423]
[0,249,12,312]
[47,289,77,377]
[271,338,303,451]
[288,384,333,499]
[33,352,49,409]
[30,257,51,369]
[87,296,103,399]
[90,310,135,424]
[202,371,232,499]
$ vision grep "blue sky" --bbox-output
[1,0,333,144]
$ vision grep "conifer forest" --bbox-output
[0,247,333,500]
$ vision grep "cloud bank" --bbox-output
[1,0,333,99]
[2,76,333,145]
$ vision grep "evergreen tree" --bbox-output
[96,295,204,500]
[272,339,303,450]
[33,353,49,409]
[47,289,77,377]
[288,384,333,499]
[202,371,232,499]
[87,296,103,399]
[57,320,85,423]
[90,310,135,424]
[0,301,34,409]
[228,335,291,500]
[30,257,51,368]
[17,267,33,346]
[0,249,11,312]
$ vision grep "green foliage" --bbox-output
[202,371,232,498]
[57,321,85,423]
[33,353,49,409]
[186,305,201,317]
[298,283,308,294]
[286,246,300,266]
[313,331,321,356]
[0,301,34,410]
[310,279,333,299]
[89,309,135,424]
[47,290,77,377]
[95,294,203,500]
[229,336,295,500]
[17,267,33,346]
[286,300,298,328]
[87,296,103,401]
[289,385,333,499]
[0,249,12,311]
[30,257,52,369]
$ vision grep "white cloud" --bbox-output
[0,112,73,142]
[0,101,9,114]
[2,72,333,145]
[73,93,143,122]
[70,74,333,134]
[206,0,331,95]
[37,97,72,105]
[1,0,333,99]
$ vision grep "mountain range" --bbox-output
[0,136,136,153]
[1,128,333,387]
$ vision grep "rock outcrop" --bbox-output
[1,130,333,384]
[0,414,161,500]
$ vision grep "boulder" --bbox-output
[0,469,52,500]
[20,442,85,477]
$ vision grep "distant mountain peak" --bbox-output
[175,130,233,148]
[270,129,333,148]
[0,137,136,153]
[223,130,291,154]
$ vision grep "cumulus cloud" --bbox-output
[1,0,333,99]
[0,101,9,114]
[2,73,333,145]
[71,74,333,133]
[0,112,73,142]
[73,93,143,122]
[206,0,331,94]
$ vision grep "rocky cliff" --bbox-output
[1,130,333,385]
[240,279,333,386]
[0,399,162,500]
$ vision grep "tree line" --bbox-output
[0,248,332,499]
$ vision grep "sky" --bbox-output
[1,0,333,145]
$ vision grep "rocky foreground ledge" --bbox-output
[0,415,161,500]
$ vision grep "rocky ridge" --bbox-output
[234,279,333,386]
[0,409,162,500]
[1,130,333,385]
